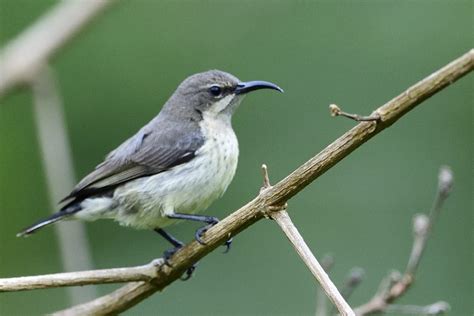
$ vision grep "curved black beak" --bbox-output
[235,80,284,95]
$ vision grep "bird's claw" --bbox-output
[223,237,233,253]
[195,224,212,244]
[180,262,198,281]
[162,246,198,280]
[195,219,233,253]
[162,246,180,267]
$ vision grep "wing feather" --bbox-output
[61,121,203,203]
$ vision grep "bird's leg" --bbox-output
[166,213,233,252]
[154,228,197,280]
[154,228,184,260]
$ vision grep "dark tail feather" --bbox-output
[17,205,81,237]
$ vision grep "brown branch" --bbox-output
[0,0,115,98]
[315,254,335,316]
[0,259,163,292]
[354,167,454,315]
[267,49,472,207]
[271,210,354,316]
[260,165,353,315]
[54,282,159,316]
[0,50,471,315]
[329,104,381,122]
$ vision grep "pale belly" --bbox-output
[76,122,239,230]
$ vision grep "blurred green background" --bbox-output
[0,1,472,315]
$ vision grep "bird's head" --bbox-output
[163,70,283,122]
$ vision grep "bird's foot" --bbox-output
[195,218,233,253]
[162,246,181,266]
[162,246,198,280]
[180,262,199,281]
[222,237,233,253]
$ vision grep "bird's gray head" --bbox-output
[162,70,283,122]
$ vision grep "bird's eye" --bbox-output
[209,85,222,97]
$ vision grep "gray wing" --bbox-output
[62,123,204,203]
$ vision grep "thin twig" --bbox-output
[261,165,352,315]
[354,167,454,315]
[402,167,453,277]
[340,267,365,300]
[271,210,354,316]
[315,254,335,316]
[0,50,471,315]
[0,0,115,98]
[324,265,364,315]
[266,49,472,207]
[261,164,271,189]
[385,301,450,315]
[329,104,380,122]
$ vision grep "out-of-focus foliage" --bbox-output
[0,1,472,315]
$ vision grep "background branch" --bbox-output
[0,0,115,98]
[340,267,365,300]
[31,65,97,304]
[354,167,454,315]
[0,0,115,302]
[1,50,471,315]
[385,301,450,315]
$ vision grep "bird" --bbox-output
[17,69,283,277]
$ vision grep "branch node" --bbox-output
[151,258,165,267]
[259,164,288,218]
[413,214,430,238]
[329,103,381,122]
[378,270,402,298]
[437,166,453,199]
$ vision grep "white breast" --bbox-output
[94,113,239,229]
[196,112,239,200]
[184,112,239,209]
